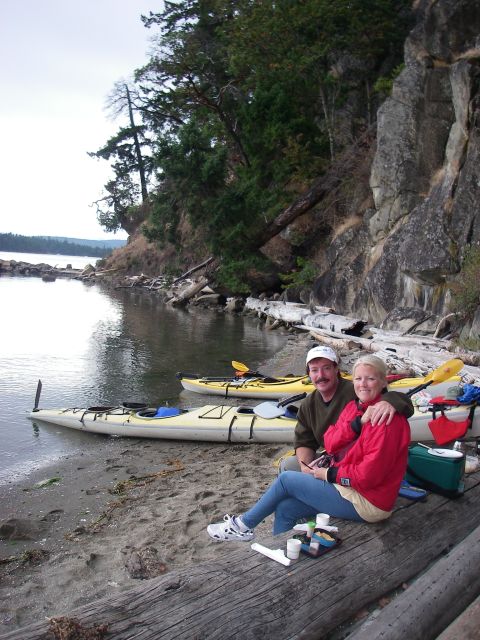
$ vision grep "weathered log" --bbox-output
[3,475,480,640]
[245,298,366,334]
[171,257,215,285]
[433,312,461,338]
[450,347,480,367]
[299,324,480,377]
[436,593,480,640]
[304,331,362,353]
[299,325,377,351]
[349,523,480,640]
[169,276,209,306]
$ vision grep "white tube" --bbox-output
[251,543,292,566]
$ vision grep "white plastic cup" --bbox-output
[316,513,330,527]
[286,538,302,560]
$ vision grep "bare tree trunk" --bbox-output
[319,85,336,160]
[252,129,375,248]
[125,84,148,203]
[171,257,216,284]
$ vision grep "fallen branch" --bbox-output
[433,312,461,338]
[171,257,215,285]
[169,276,210,306]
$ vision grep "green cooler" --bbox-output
[405,444,465,497]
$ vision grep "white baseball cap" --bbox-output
[306,346,339,366]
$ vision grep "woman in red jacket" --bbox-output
[207,355,411,541]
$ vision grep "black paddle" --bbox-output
[33,379,42,411]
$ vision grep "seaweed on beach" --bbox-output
[108,458,184,496]
[64,459,185,539]
[46,616,108,639]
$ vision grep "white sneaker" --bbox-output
[207,514,254,542]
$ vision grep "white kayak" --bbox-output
[29,402,479,444]
[29,404,298,444]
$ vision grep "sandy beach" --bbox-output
[0,334,316,633]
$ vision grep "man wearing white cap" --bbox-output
[283,345,413,471]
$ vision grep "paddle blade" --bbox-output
[424,358,464,384]
[232,360,249,373]
[254,392,307,419]
[407,358,464,397]
[254,401,286,419]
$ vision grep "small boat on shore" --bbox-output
[29,403,298,443]
[30,361,473,443]
[177,371,461,399]
[29,401,479,444]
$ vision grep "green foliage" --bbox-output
[92,0,412,277]
[280,257,317,289]
[449,244,480,319]
[374,64,405,98]
[215,254,274,294]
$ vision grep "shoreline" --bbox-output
[0,334,312,632]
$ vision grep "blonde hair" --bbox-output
[352,355,387,381]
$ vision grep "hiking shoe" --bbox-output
[207,514,254,542]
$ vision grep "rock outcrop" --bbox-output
[309,0,480,336]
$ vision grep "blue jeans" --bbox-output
[241,470,364,535]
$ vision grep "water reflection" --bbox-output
[0,276,288,482]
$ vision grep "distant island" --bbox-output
[0,233,127,258]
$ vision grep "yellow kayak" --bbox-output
[177,372,461,399]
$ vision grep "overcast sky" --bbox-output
[0,1,161,240]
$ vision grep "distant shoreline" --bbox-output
[0,251,98,271]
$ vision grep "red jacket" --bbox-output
[323,397,411,512]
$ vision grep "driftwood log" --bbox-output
[349,522,480,640]
[245,298,365,334]
[169,276,210,306]
[436,593,480,640]
[2,473,480,640]
[243,298,480,372]
[296,324,480,379]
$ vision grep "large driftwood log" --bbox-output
[349,523,480,640]
[436,594,480,640]
[245,296,479,372]
[3,475,480,640]
[296,324,480,378]
[169,277,210,306]
[245,298,366,334]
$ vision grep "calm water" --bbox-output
[0,272,287,485]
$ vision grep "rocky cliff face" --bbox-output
[310,0,480,335]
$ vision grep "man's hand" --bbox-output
[362,401,395,426]
[296,447,316,473]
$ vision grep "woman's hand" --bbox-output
[312,467,328,481]
[362,401,395,426]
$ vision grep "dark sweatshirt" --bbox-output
[294,377,414,452]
